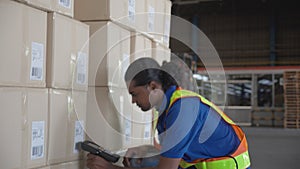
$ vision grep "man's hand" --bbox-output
[122,145,160,167]
[122,146,143,167]
[87,153,115,169]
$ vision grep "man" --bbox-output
[87,57,251,169]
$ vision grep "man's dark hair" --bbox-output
[124,57,178,92]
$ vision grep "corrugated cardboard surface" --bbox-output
[47,89,86,165]
[130,32,152,62]
[86,86,153,150]
[163,0,172,47]
[132,104,154,147]
[154,0,165,44]
[17,0,74,17]
[86,86,124,151]
[152,42,171,65]
[135,0,147,33]
[0,0,47,87]
[0,87,48,169]
[85,21,130,88]
[53,0,74,18]
[17,0,52,11]
[48,160,84,169]
[145,0,156,36]
[74,0,129,22]
[47,12,89,91]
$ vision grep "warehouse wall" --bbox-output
[170,0,300,67]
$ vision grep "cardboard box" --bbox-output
[86,86,153,149]
[47,12,89,91]
[48,160,84,169]
[0,87,48,169]
[152,42,171,65]
[135,0,147,33]
[53,0,74,18]
[131,104,154,147]
[163,0,172,47]
[17,0,74,18]
[145,0,156,37]
[74,0,134,29]
[86,87,126,151]
[17,0,52,11]
[130,33,152,62]
[0,0,47,87]
[144,0,172,46]
[47,89,87,165]
[85,21,130,88]
[154,0,165,44]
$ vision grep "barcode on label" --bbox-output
[124,118,131,145]
[31,121,45,160]
[77,73,85,85]
[59,0,71,8]
[129,11,135,22]
[32,146,43,159]
[128,0,135,22]
[31,67,42,79]
[73,121,85,153]
[148,6,155,32]
[76,52,87,85]
[144,131,150,138]
[30,42,44,81]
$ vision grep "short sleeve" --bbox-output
[159,97,203,158]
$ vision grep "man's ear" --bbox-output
[148,81,158,90]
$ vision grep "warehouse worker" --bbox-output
[86,57,251,169]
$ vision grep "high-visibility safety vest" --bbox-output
[165,89,251,169]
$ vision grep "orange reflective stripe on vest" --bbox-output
[165,89,250,169]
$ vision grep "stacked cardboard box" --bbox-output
[76,0,173,154]
[0,1,48,168]
[130,32,152,61]
[1,0,172,168]
[0,87,48,169]
[0,0,47,87]
[45,2,89,167]
[84,20,134,151]
[0,0,89,168]
[17,0,74,17]
[74,0,172,47]
[46,12,89,91]
[152,42,171,65]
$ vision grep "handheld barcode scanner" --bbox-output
[77,140,120,163]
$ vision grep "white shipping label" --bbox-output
[74,121,85,153]
[148,6,155,32]
[59,0,71,9]
[144,123,152,139]
[30,42,44,81]
[124,114,132,146]
[76,52,88,85]
[144,114,152,139]
[31,121,45,160]
[163,19,171,44]
[128,0,136,23]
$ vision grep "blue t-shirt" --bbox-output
[156,86,241,162]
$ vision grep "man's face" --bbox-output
[127,81,152,111]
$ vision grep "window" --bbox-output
[227,75,252,106]
[274,74,284,107]
[257,74,273,107]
